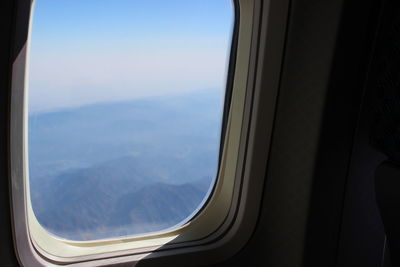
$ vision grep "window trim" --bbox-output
[9,0,289,265]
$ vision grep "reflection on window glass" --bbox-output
[28,0,234,241]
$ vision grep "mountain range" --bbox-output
[29,89,223,240]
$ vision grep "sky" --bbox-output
[28,0,234,113]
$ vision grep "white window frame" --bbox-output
[9,0,289,266]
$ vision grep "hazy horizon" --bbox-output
[28,0,234,113]
[28,87,222,115]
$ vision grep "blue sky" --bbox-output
[28,0,234,113]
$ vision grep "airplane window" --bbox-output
[28,0,234,241]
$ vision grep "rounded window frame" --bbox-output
[9,0,289,265]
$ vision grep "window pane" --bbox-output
[28,0,234,241]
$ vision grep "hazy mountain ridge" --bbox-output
[35,181,205,241]
[29,90,222,240]
[29,89,222,179]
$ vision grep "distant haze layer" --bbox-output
[28,0,234,113]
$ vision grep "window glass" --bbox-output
[28,0,234,241]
